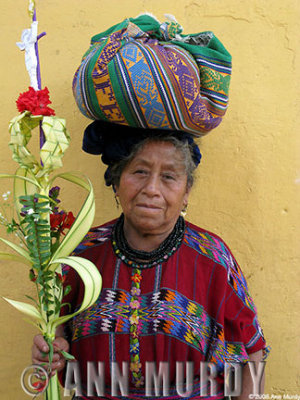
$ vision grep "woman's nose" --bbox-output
[142,174,161,196]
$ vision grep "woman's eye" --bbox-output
[134,169,147,175]
[163,174,175,181]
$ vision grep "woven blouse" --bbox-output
[60,219,267,399]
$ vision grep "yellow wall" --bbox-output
[0,0,299,398]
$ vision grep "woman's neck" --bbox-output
[123,219,175,253]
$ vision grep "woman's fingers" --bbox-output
[53,336,70,353]
[33,334,49,353]
[32,335,49,363]
[32,334,70,373]
[50,359,66,376]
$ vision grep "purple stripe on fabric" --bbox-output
[224,289,233,304]
[232,305,245,321]
[200,87,229,102]
[112,258,121,290]
[215,293,226,320]
[137,42,179,129]
[196,58,232,73]
[246,329,261,349]
[80,48,99,119]
[154,263,162,293]
[192,253,200,301]
[205,263,216,308]
[109,331,116,362]
[116,49,146,128]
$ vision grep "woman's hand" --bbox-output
[232,349,265,400]
[32,331,69,377]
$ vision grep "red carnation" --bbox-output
[50,213,63,230]
[50,211,75,234]
[62,212,76,230]
[16,87,55,116]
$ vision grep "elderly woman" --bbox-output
[33,14,268,400]
[32,125,267,400]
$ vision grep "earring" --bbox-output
[181,204,188,218]
[115,195,120,209]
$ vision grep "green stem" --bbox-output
[51,233,61,254]
[43,331,61,399]
[15,228,27,248]
[45,372,61,400]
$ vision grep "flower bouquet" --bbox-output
[0,1,102,399]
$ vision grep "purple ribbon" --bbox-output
[33,8,47,149]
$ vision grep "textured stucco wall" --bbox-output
[0,1,299,398]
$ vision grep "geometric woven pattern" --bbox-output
[70,224,113,255]
[184,226,256,312]
[72,14,232,135]
[71,287,249,371]
[61,218,268,399]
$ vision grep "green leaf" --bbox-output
[3,297,44,323]
[0,172,40,187]
[49,173,95,265]
[44,338,54,366]
[0,169,40,224]
[48,256,102,331]
[60,350,75,361]
[60,302,71,312]
[0,238,31,262]
[14,167,40,220]
[0,252,31,265]
[44,275,54,282]
[19,194,52,271]
[54,300,61,314]
[43,284,52,290]
[24,294,39,308]
[64,285,71,296]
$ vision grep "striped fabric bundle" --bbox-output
[73,14,232,136]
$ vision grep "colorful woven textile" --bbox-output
[60,219,268,399]
[73,14,232,136]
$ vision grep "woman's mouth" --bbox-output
[136,203,162,210]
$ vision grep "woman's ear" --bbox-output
[184,183,192,202]
[182,194,190,211]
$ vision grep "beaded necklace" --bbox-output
[112,214,185,269]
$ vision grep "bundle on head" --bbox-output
[73,13,232,136]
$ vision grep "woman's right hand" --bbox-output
[32,334,70,377]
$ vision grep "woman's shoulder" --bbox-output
[184,220,244,288]
[184,219,256,312]
[71,218,117,256]
[184,219,233,261]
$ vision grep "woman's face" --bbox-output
[115,141,191,236]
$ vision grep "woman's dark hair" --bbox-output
[109,135,197,189]
[82,120,201,187]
